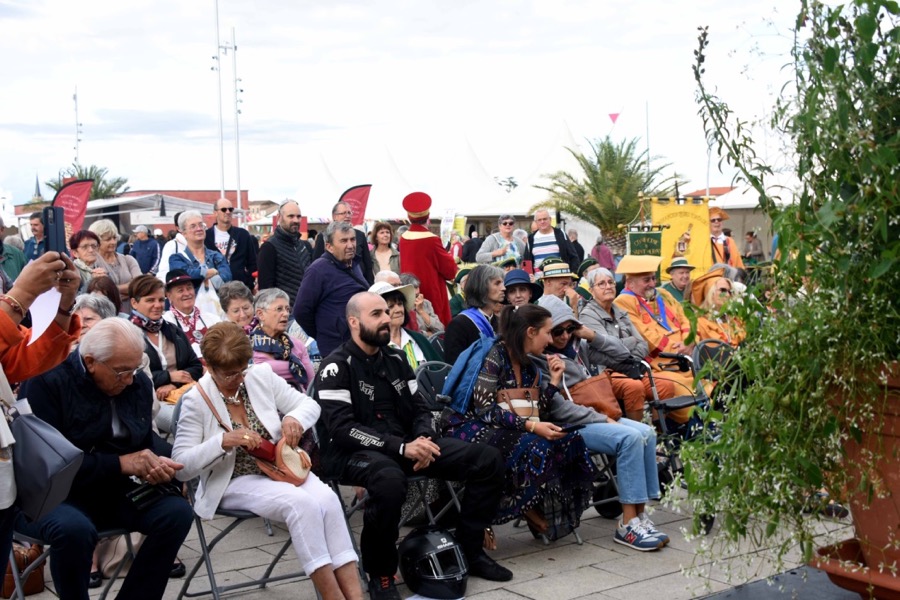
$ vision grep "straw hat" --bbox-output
[615,255,662,275]
[689,267,727,306]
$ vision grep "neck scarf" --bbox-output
[462,307,495,339]
[173,306,207,345]
[131,309,164,334]
[249,326,308,388]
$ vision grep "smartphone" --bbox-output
[561,424,585,433]
[42,206,67,253]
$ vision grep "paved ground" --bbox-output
[18,486,856,600]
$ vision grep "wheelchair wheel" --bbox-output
[592,479,622,519]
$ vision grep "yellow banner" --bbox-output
[453,216,468,238]
[650,197,713,279]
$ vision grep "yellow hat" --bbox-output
[615,255,662,275]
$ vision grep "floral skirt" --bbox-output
[446,417,598,526]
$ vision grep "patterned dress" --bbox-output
[228,386,267,478]
[443,342,597,527]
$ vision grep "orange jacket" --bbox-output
[0,311,81,384]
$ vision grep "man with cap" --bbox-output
[540,258,581,315]
[661,257,696,303]
[613,255,694,421]
[709,207,744,269]
[312,201,374,285]
[163,269,221,359]
[205,197,258,289]
[397,192,458,325]
[130,225,161,275]
[503,268,542,307]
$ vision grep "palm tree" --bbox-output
[46,164,130,200]
[531,136,678,235]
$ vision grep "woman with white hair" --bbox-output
[89,219,142,309]
[250,288,314,392]
[168,211,232,292]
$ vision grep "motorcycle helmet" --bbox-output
[398,527,468,599]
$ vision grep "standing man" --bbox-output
[23,212,45,263]
[661,257,695,303]
[312,201,374,285]
[709,207,744,269]
[293,221,369,357]
[205,197,258,289]
[0,218,26,284]
[314,291,511,600]
[257,201,313,302]
[525,209,579,273]
[130,225,160,275]
[568,228,585,264]
[397,192,457,325]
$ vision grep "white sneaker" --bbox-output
[639,512,669,546]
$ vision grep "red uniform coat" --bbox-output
[399,225,457,325]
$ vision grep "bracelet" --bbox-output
[399,443,405,457]
[58,301,76,317]
[0,294,25,316]
[527,420,536,433]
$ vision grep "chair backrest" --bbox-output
[414,361,452,411]
[429,332,445,361]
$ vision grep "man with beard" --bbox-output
[205,197,258,288]
[314,292,511,600]
[294,221,369,357]
[257,200,313,302]
[613,255,695,420]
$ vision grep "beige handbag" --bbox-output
[496,361,540,421]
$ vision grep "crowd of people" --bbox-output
[0,194,763,600]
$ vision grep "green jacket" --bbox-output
[1,244,26,281]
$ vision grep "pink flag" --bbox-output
[609,113,620,124]
[338,184,372,227]
[52,179,94,233]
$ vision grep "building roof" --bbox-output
[682,186,735,198]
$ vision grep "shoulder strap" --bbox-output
[510,359,523,388]
[194,384,231,432]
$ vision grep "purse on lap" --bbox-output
[562,373,622,421]
[496,361,541,422]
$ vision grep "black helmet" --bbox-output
[398,527,468,599]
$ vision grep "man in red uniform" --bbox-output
[398,192,457,325]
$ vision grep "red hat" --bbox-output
[402,192,432,219]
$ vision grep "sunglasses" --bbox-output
[219,207,235,213]
[551,324,579,337]
[717,287,733,295]
[501,221,515,226]
[710,218,722,223]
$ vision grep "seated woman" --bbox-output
[128,274,203,432]
[217,280,255,330]
[578,268,677,422]
[173,322,362,600]
[249,288,314,392]
[368,281,441,369]
[443,265,506,363]
[73,294,117,340]
[533,296,668,551]
[163,269,222,358]
[70,230,106,293]
[443,304,598,539]
[399,273,444,337]
[696,276,746,347]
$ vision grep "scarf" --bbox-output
[249,326,308,388]
[462,307,495,339]
[131,309,164,334]
[173,306,207,345]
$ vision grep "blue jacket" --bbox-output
[293,252,368,358]
[130,238,160,274]
[168,247,232,288]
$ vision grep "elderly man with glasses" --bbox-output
[312,201,374,285]
[205,197,258,289]
[16,318,193,600]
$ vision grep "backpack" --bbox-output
[442,336,496,415]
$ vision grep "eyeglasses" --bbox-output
[99,360,142,382]
[265,305,290,314]
[78,243,99,251]
[717,288,733,295]
[500,221,515,226]
[334,210,353,217]
[219,207,235,213]
[593,280,616,288]
[551,324,579,337]
[227,305,253,315]
[186,222,205,231]
[710,218,723,223]
[217,368,249,382]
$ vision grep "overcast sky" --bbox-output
[0,0,796,210]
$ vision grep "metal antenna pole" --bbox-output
[74,87,83,165]
[213,0,226,200]
[231,27,243,218]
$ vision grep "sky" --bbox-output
[0,0,798,214]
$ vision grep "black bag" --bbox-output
[8,407,84,521]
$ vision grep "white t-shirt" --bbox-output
[531,230,560,268]
[214,227,234,262]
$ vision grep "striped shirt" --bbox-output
[531,230,560,268]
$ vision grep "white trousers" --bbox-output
[218,472,357,575]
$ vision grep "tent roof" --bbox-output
[710,174,799,210]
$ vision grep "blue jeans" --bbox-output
[579,418,659,505]
[15,494,193,600]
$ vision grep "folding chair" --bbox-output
[8,529,135,600]
[428,333,446,361]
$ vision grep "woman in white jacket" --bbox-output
[173,322,361,600]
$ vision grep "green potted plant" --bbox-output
[680,0,900,593]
